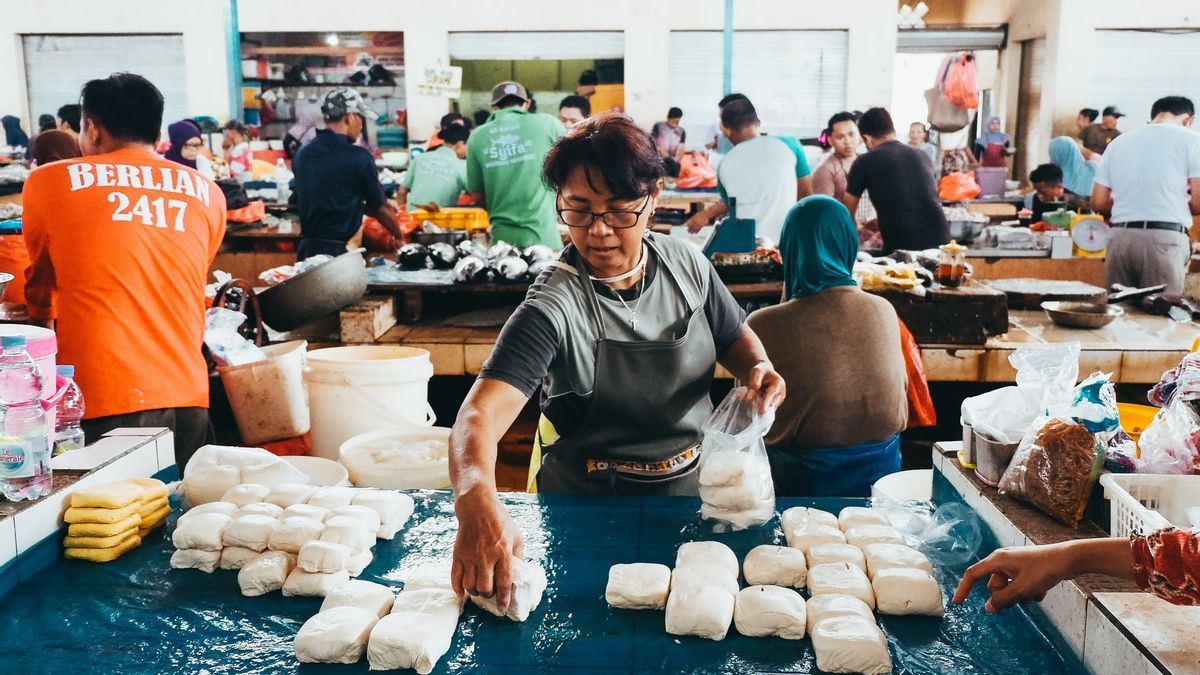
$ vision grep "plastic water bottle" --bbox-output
[0,336,49,501]
[53,365,85,457]
[274,159,291,204]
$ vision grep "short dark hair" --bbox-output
[578,69,599,86]
[79,73,163,143]
[496,95,525,110]
[1151,96,1195,118]
[1079,108,1099,122]
[56,104,81,132]
[439,112,464,129]
[223,119,248,135]
[857,107,895,138]
[559,95,591,117]
[720,99,759,131]
[37,114,56,132]
[543,114,665,200]
[437,125,470,144]
[719,93,749,109]
[1030,163,1063,185]
[668,107,683,119]
[826,111,858,132]
[473,109,490,127]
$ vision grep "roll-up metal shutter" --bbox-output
[448,32,624,61]
[1087,30,1200,127]
[1014,38,1045,184]
[669,30,848,139]
[22,35,188,133]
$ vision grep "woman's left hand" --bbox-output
[746,361,786,414]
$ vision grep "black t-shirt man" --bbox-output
[292,128,386,259]
[846,139,949,253]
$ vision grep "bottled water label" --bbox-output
[0,435,34,479]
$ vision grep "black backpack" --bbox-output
[215,179,250,211]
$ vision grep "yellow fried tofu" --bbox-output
[138,497,169,520]
[124,477,169,504]
[64,534,141,562]
[69,482,144,509]
[139,504,171,529]
[66,514,142,538]
[64,502,140,524]
[63,529,138,549]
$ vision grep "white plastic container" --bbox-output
[871,469,933,502]
[1099,473,1191,537]
[339,426,450,489]
[304,346,435,459]
[283,455,350,487]
[217,340,310,445]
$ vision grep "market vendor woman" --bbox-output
[449,115,785,606]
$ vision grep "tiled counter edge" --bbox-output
[0,429,176,598]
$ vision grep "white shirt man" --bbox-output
[1093,96,1200,294]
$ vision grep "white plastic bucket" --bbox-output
[339,426,451,489]
[217,340,310,445]
[304,346,435,459]
[871,469,933,502]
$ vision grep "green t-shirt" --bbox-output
[403,146,468,211]
[466,108,565,248]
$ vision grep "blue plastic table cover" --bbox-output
[0,492,1080,674]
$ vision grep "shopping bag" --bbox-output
[939,172,982,201]
[944,53,979,110]
[677,151,718,189]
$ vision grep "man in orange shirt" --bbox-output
[23,73,226,471]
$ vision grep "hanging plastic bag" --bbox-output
[698,387,776,532]
[677,151,718,189]
[998,372,1116,527]
[204,307,267,368]
[925,54,972,133]
[943,52,979,109]
[900,319,936,429]
[962,343,1081,445]
[939,172,982,201]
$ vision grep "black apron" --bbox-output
[536,240,717,496]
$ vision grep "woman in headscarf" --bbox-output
[163,120,214,178]
[1,116,30,149]
[747,195,908,497]
[974,115,1011,168]
[1048,135,1096,197]
[283,105,321,160]
[31,129,81,166]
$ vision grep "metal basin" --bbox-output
[1041,301,1123,329]
[257,249,367,331]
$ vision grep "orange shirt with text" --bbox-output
[22,147,226,419]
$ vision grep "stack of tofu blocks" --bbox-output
[169,483,413,598]
[605,505,942,675]
[62,478,170,563]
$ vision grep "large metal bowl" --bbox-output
[1041,301,1123,329]
[257,249,367,331]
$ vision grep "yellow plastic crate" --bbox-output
[411,207,490,232]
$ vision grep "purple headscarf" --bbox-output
[164,119,202,169]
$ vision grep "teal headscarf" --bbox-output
[1048,136,1096,196]
[780,195,859,299]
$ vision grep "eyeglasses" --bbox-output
[557,194,651,229]
[182,141,204,150]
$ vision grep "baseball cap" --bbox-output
[490,81,530,106]
[1102,105,1125,118]
[321,88,377,121]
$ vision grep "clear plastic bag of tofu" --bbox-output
[698,387,776,532]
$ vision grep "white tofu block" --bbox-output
[220,483,271,508]
[811,615,892,675]
[805,593,876,635]
[265,483,317,508]
[806,543,867,573]
[698,451,751,487]
[844,525,905,549]
[284,568,352,597]
[170,548,220,573]
[699,483,760,511]
[376,518,406,541]
[321,579,396,618]
[734,585,807,639]
[239,459,309,489]
[268,517,326,554]
[789,523,846,554]
[742,545,808,588]
[863,543,935,581]
[665,581,735,641]
[347,549,373,577]
[369,588,463,674]
[294,606,379,664]
[219,546,260,570]
[352,489,414,526]
[239,550,296,596]
[872,568,944,617]
[837,506,892,532]
[671,564,740,597]
[171,513,231,551]
[330,505,382,535]
[781,507,839,546]
[403,565,453,592]
[605,563,672,609]
[233,501,284,520]
[282,504,331,523]
[222,514,279,552]
[675,541,739,578]
[321,521,375,555]
[469,558,547,622]
[298,540,353,574]
[182,463,241,507]
[178,501,237,521]
[307,487,359,510]
[808,562,875,609]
